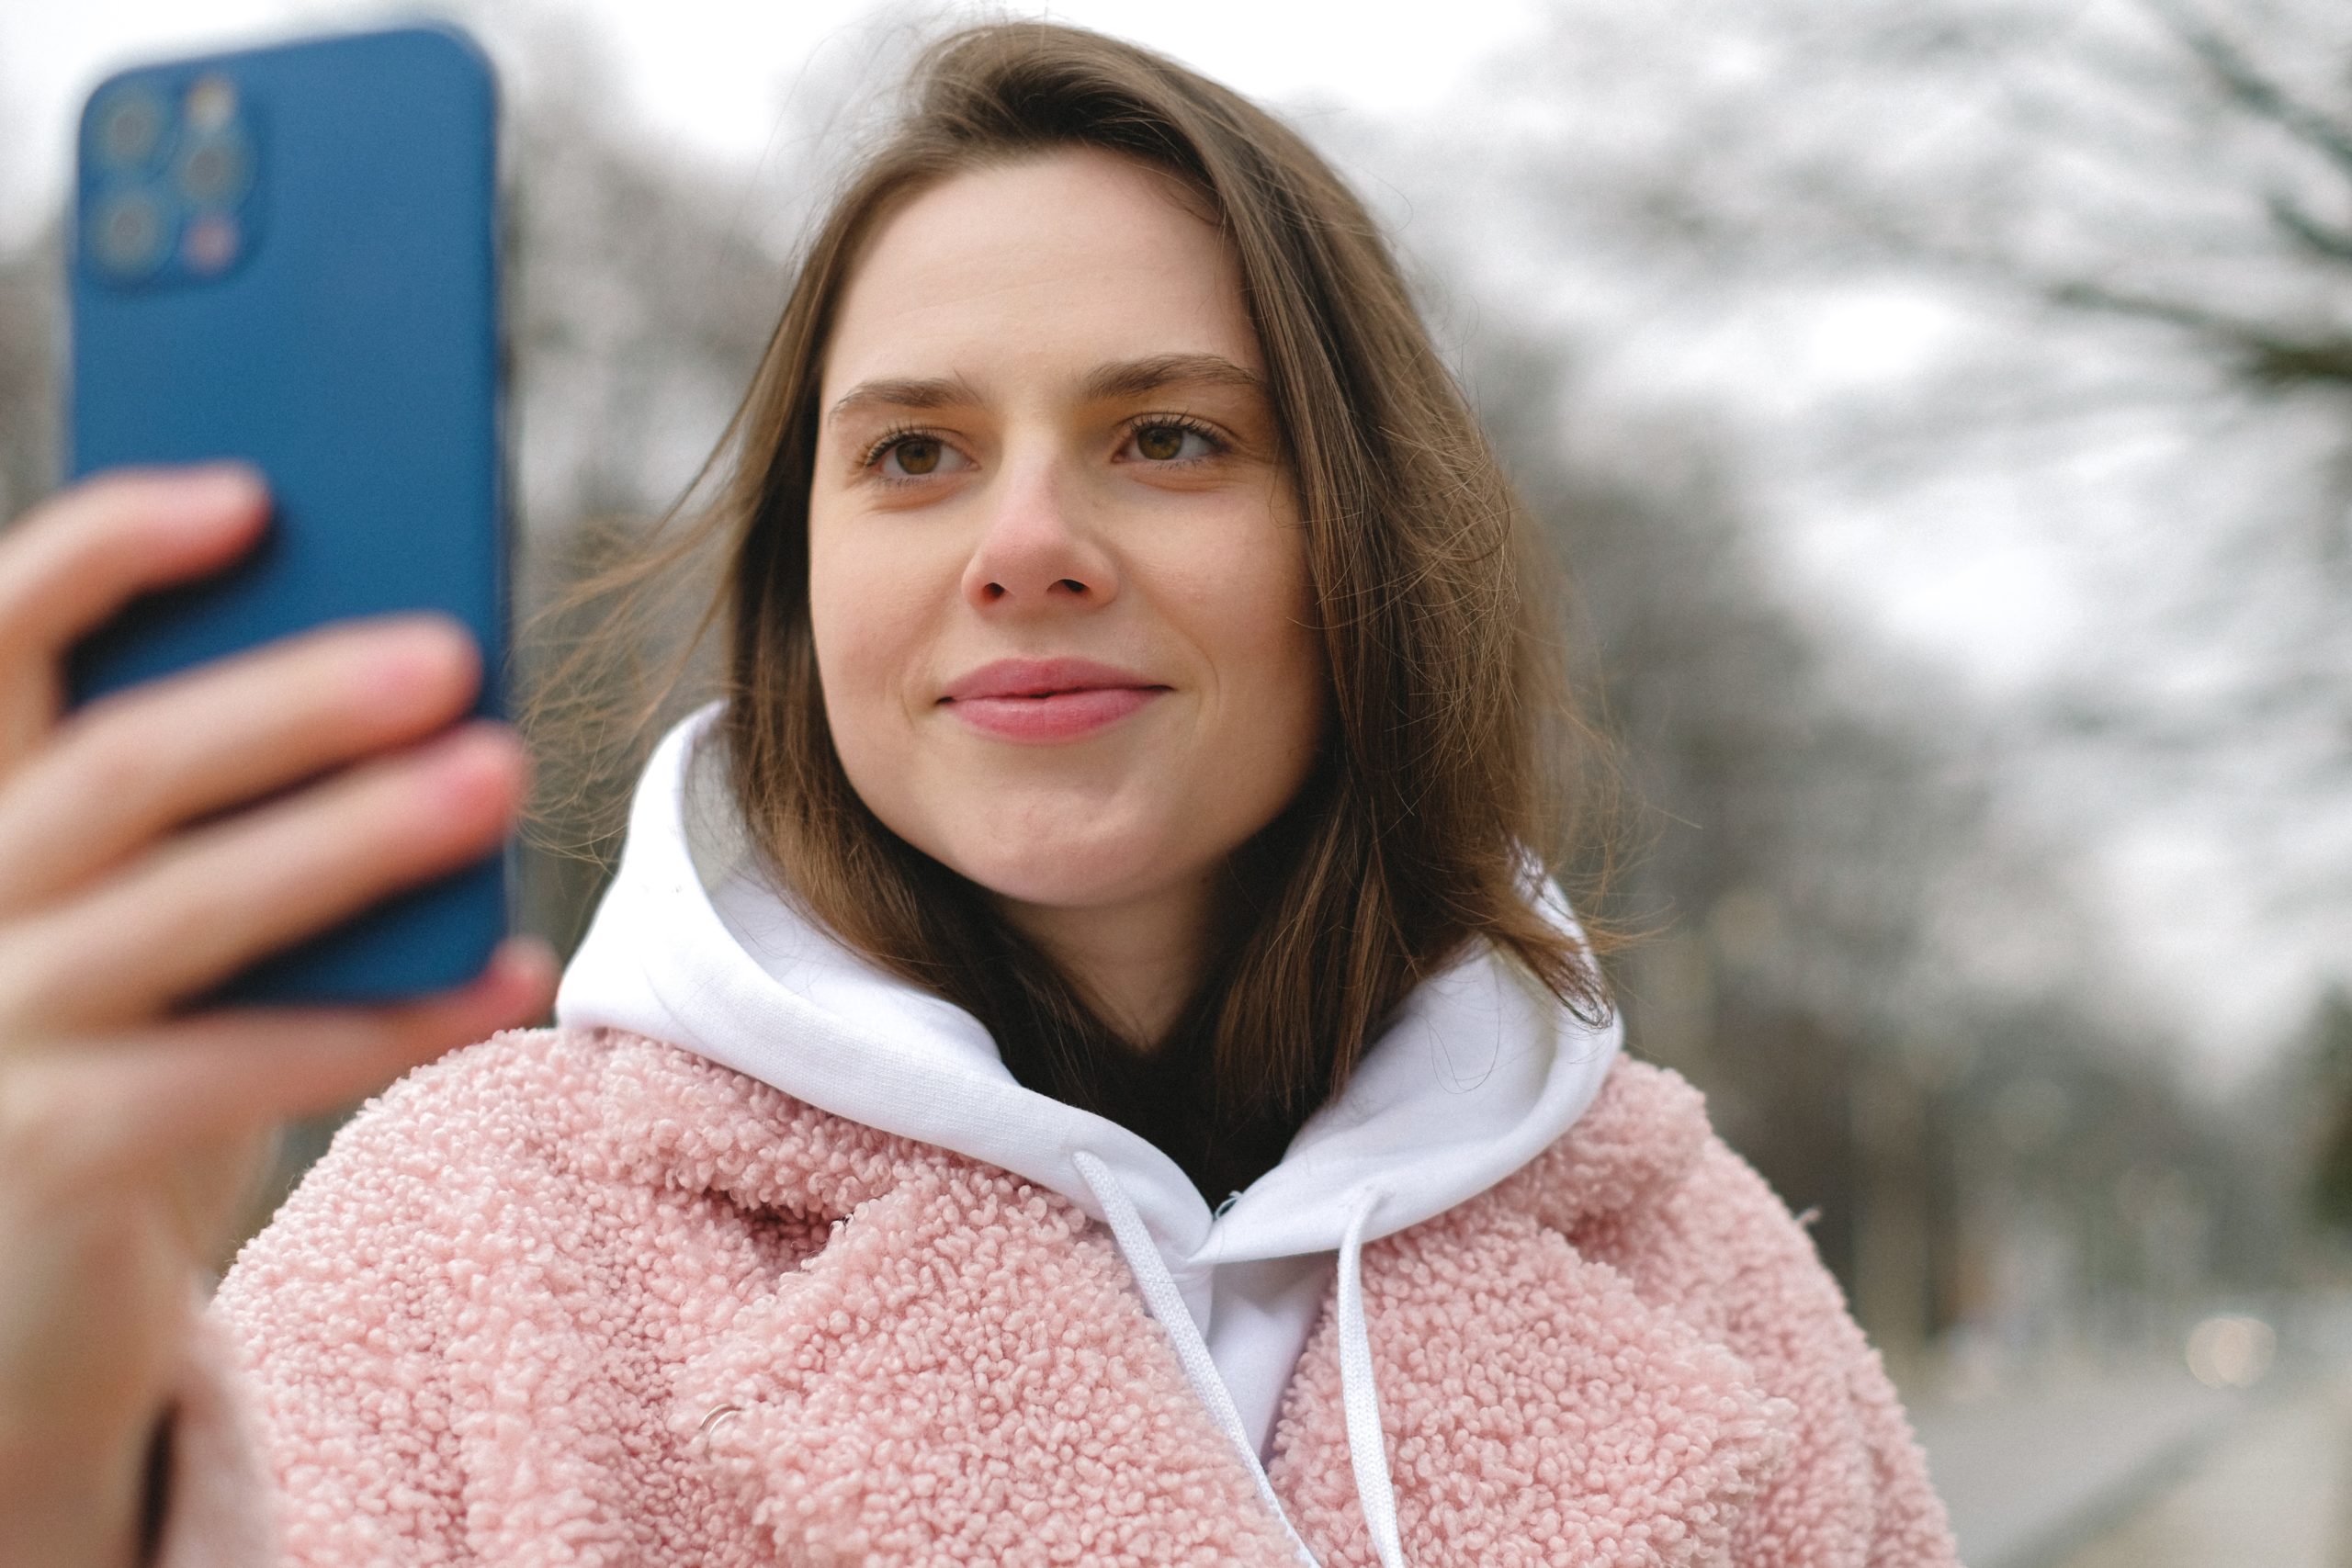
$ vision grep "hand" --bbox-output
[0,466,555,1568]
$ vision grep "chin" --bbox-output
[926,826,1192,914]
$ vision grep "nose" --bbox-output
[959,456,1119,613]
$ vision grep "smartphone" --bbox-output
[66,25,508,1007]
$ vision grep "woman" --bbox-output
[0,22,1960,1568]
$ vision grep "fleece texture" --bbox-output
[156,1026,1959,1567]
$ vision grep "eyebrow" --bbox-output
[1083,353,1267,403]
[823,353,1268,428]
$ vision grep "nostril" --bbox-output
[1054,578,1085,593]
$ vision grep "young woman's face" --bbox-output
[808,148,1324,919]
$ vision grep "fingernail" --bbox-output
[433,724,528,800]
[364,617,478,705]
[179,459,266,499]
[497,935,560,986]
[163,461,268,524]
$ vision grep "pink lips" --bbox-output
[939,657,1168,741]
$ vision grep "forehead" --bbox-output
[820,148,1261,398]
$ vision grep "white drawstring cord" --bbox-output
[1072,1152,1322,1567]
[1073,1154,1410,1568]
[1338,1187,1408,1568]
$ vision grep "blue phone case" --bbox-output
[67,25,508,1007]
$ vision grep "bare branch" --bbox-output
[2138,0,2352,186]
[2047,277,2352,387]
[2267,193,2352,266]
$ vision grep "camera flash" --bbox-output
[183,213,240,275]
[187,75,238,132]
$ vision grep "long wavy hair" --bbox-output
[532,20,1622,1192]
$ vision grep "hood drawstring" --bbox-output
[1337,1187,1406,1568]
[1073,1153,1318,1566]
[1073,1152,1408,1568]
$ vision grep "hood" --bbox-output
[553,700,1623,1567]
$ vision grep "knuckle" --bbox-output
[0,499,96,609]
[0,1054,93,1184]
[0,928,78,1035]
[13,495,141,583]
[49,698,165,810]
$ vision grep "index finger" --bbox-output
[0,465,270,767]
[0,465,270,671]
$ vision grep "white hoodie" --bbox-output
[554,703,1623,1567]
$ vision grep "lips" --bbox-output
[939,657,1168,741]
[940,657,1161,702]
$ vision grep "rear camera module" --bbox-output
[83,68,261,288]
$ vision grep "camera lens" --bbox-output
[90,189,170,278]
[92,86,167,170]
[175,128,253,209]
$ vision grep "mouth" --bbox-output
[940,656,1164,702]
[939,657,1170,741]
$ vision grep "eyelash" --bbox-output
[855,413,1230,486]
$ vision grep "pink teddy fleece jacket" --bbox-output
[153,1025,1958,1567]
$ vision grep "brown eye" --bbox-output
[1136,424,1187,461]
[891,437,942,476]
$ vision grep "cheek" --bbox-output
[808,518,928,765]
[1179,523,1325,771]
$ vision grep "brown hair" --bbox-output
[533,20,1620,1196]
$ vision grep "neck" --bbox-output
[994,874,1216,1052]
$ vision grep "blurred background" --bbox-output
[6,1,2351,1562]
